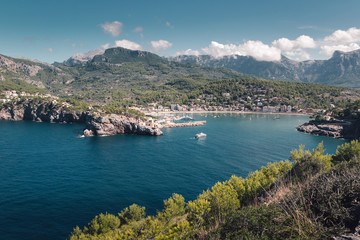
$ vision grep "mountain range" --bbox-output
[168,49,360,88]
[1,47,360,105]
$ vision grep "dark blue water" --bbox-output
[0,113,345,240]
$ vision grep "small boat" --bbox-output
[195,132,207,139]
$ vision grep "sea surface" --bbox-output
[0,113,346,240]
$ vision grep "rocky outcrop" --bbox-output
[0,99,87,123]
[296,119,360,140]
[0,55,42,76]
[0,99,162,137]
[83,115,162,137]
[296,121,344,138]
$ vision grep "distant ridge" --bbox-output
[91,47,167,64]
[168,49,360,88]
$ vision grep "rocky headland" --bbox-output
[0,99,162,137]
[83,114,162,137]
[296,119,360,140]
[0,99,87,123]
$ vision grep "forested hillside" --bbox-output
[2,48,360,112]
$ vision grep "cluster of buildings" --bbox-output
[139,93,308,114]
[0,90,58,103]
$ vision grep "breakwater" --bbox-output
[161,120,206,128]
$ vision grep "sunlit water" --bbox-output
[0,113,346,240]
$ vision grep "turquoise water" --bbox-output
[0,113,345,240]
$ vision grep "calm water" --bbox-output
[0,113,345,240]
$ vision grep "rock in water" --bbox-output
[296,119,360,140]
[83,115,163,137]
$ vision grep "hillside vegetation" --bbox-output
[0,48,243,103]
[69,141,360,239]
[181,78,360,110]
[2,48,360,110]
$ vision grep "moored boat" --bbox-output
[195,132,207,139]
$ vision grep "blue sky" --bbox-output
[1,0,360,63]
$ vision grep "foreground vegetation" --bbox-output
[69,141,360,240]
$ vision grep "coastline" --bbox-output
[147,110,311,117]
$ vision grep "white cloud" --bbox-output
[176,49,200,56]
[114,39,143,50]
[272,35,316,51]
[47,48,53,53]
[101,43,111,50]
[320,43,360,56]
[176,28,360,61]
[100,21,123,37]
[318,27,360,56]
[324,27,360,43]
[132,26,143,33]
[150,40,173,51]
[283,49,311,61]
[201,40,281,61]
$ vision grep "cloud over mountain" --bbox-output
[176,27,360,61]
[114,40,143,51]
[150,40,172,51]
[320,27,360,56]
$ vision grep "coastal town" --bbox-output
[0,90,335,121]
[133,92,325,116]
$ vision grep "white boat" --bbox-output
[195,132,207,139]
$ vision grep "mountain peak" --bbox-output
[91,47,167,64]
[332,48,360,59]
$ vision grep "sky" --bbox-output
[1,0,360,63]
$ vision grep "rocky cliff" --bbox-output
[296,119,360,140]
[83,115,162,137]
[0,99,162,137]
[0,99,87,123]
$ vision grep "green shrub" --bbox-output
[83,213,120,235]
[289,142,332,181]
[118,204,146,225]
[332,140,360,165]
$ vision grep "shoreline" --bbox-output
[146,110,311,117]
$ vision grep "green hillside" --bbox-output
[1,48,360,111]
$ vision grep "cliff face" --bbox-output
[296,119,360,140]
[83,115,162,137]
[0,100,87,123]
[0,99,162,137]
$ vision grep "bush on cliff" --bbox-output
[332,139,360,165]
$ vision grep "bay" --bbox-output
[0,113,345,240]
